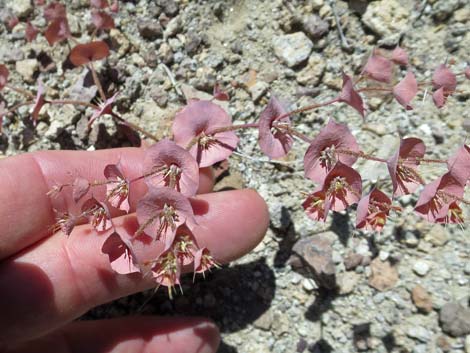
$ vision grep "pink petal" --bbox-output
[44,2,67,21]
[25,22,39,42]
[44,18,70,46]
[391,46,408,66]
[72,177,90,202]
[193,247,217,274]
[0,65,10,91]
[302,189,327,222]
[143,139,199,196]
[136,187,196,247]
[432,87,447,108]
[81,197,113,232]
[101,232,140,275]
[338,73,365,118]
[447,144,470,186]
[258,95,294,159]
[91,10,115,30]
[304,118,360,183]
[104,163,130,212]
[393,71,418,110]
[362,52,393,83]
[173,100,239,167]
[356,188,391,231]
[89,93,118,126]
[465,67,470,80]
[432,64,457,92]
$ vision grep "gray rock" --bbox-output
[344,252,363,270]
[432,0,460,21]
[413,260,431,277]
[15,59,38,83]
[407,326,431,342]
[164,16,181,37]
[249,81,269,102]
[439,302,470,337]
[292,234,336,289]
[272,32,313,68]
[362,0,409,37]
[424,225,449,246]
[8,0,33,19]
[296,53,326,86]
[301,14,329,39]
[158,0,179,17]
[138,20,163,40]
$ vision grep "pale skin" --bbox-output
[0,148,270,353]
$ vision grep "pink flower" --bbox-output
[101,231,140,275]
[0,65,9,91]
[72,176,90,202]
[356,188,393,232]
[54,211,77,236]
[391,46,408,66]
[91,10,115,30]
[393,71,418,110]
[304,119,360,183]
[143,139,199,196]
[172,100,239,167]
[31,80,46,125]
[104,163,130,212]
[81,197,113,232]
[302,189,327,222]
[69,41,110,67]
[414,173,464,223]
[44,18,70,46]
[337,73,365,118]
[447,144,470,186]
[258,95,294,159]
[43,2,67,21]
[172,225,198,266]
[362,51,393,83]
[431,64,457,108]
[136,187,196,249]
[193,247,218,279]
[150,249,182,297]
[89,93,118,127]
[387,137,426,197]
[25,22,39,42]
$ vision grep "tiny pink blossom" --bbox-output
[136,187,196,249]
[432,87,446,108]
[143,139,200,197]
[391,46,408,66]
[31,80,46,125]
[91,10,115,30]
[302,189,327,222]
[387,137,426,197]
[356,188,392,232]
[54,211,77,236]
[104,163,130,212]
[304,119,360,183]
[362,52,393,83]
[258,95,294,159]
[338,73,365,118]
[193,247,218,278]
[25,22,39,42]
[150,249,182,297]
[172,100,239,167]
[0,65,10,91]
[44,18,71,46]
[89,93,118,127]
[414,172,464,223]
[81,197,113,232]
[172,225,198,266]
[432,64,457,92]
[101,231,140,275]
[44,2,67,21]
[72,176,90,202]
[393,71,418,110]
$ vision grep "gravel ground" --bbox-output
[1,0,469,352]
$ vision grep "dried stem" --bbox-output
[88,62,107,102]
[48,99,99,110]
[276,98,339,121]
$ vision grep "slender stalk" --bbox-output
[48,100,99,110]
[5,101,34,115]
[207,123,259,134]
[337,149,388,163]
[405,157,447,164]
[111,112,160,142]
[357,87,393,93]
[5,84,35,99]
[276,98,339,121]
[88,62,107,102]
[275,123,313,144]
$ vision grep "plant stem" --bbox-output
[208,123,259,134]
[276,98,339,121]
[48,99,99,110]
[5,84,35,99]
[275,123,313,144]
[111,112,160,142]
[337,149,388,163]
[88,62,107,102]
[357,87,392,93]
[5,101,34,115]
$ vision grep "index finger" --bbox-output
[0,148,214,260]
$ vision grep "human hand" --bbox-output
[0,148,269,353]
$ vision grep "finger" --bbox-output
[0,189,269,345]
[0,148,214,260]
[6,317,220,353]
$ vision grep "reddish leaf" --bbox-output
[338,73,365,118]
[44,2,67,21]
[25,22,39,42]
[362,52,393,83]
[432,64,457,92]
[143,139,200,197]
[391,46,408,66]
[44,18,71,46]
[258,95,294,159]
[0,65,9,91]
[304,118,360,183]
[91,10,115,30]
[69,41,110,66]
[393,71,418,110]
[432,87,446,108]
